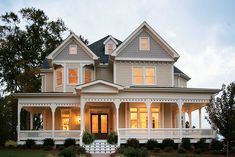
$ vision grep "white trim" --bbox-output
[132,65,156,85]
[115,57,174,62]
[47,33,98,60]
[55,68,63,88]
[79,64,84,84]
[111,21,180,59]
[63,64,66,92]
[40,74,46,92]
[113,60,117,83]
[171,65,174,87]
[68,44,78,55]
[76,80,124,90]
[103,35,118,45]
[52,60,94,64]
[139,37,150,51]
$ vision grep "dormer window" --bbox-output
[69,44,77,54]
[104,35,118,55]
[139,37,150,51]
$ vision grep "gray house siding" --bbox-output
[117,30,172,59]
[96,66,113,82]
[53,39,93,61]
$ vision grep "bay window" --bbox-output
[68,68,78,84]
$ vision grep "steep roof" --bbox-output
[88,35,122,64]
[174,66,191,80]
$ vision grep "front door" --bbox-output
[91,113,108,139]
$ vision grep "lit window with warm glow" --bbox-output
[133,67,143,85]
[145,67,155,85]
[68,68,78,84]
[84,69,92,83]
[139,108,148,128]
[139,37,150,51]
[133,66,155,85]
[130,108,138,128]
[152,108,159,128]
[61,109,70,130]
[56,68,62,86]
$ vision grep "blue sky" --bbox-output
[1,0,235,128]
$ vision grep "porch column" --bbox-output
[114,99,121,146]
[80,99,85,146]
[145,100,152,139]
[177,99,183,139]
[51,104,56,138]
[199,107,202,128]
[17,103,22,143]
[30,111,34,130]
[188,112,192,128]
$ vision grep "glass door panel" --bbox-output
[91,115,98,133]
[101,115,108,133]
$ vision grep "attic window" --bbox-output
[69,44,77,54]
[139,37,150,51]
[108,44,113,55]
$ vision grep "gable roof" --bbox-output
[111,21,180,61]
[103,35,119,45]
[88,35,122,64]
[47,32,98,60]
[76,80,124,90]
[174,66,191,80]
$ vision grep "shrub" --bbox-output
[154,147,161,153]
[64,138,76,148]
[196,138,209,152]
[164,146,173,152]
[115,145,125,154]
[82,131,94,145]
[43,138,54,150]
[139,147,148,157]
[107,132,117,144]
[59,146,77,157]
[77,146,86,154]
[194,148,202,154]
[146,139,158,150]
[181,138,191,150]
[4,140,17,148]
[126,138,139,148]
[210,139,223,151]
[178,147,186,153]
[25,139,36,149]
[162,138,174,149]
[123,147,147,157]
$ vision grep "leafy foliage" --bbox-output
[162,138,175,149]
[195,138,209,152]
[145,139,158,150]
[82,131,94,145]
[64,138,76,148]
[206,82,235,155]
[178,147,186,153]
[210,139,223,151]
[25,139,36,149]
[59,145,76,157]
[43,138,54,150]
[126,138,140,149]
[181,138,191,150]
[107,132,117,144]
[4,140,17,148]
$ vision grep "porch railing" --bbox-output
[19,130,81,141]
[119,128,215,140]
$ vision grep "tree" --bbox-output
[206,82,235,156]
[0,7,67,143]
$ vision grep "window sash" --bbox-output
[69,45,77,54]
[56,69,62,86]
[139,37,150,51]
[133,66,155,85]
[68,68,78,84]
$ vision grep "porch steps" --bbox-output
[84,140,117,154]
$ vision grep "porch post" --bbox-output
[177,99,183,139]
[114,99,121,146]
[30,111,34,130]
[51,104,56,138]
[145,100,152,139]
[188,112,192,128]
[80,99,85,146]
[17,103,22,143]
[199,107,202,128]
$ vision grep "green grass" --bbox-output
[157,154,220,157]
[0,149,52,157]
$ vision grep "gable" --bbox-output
[53,38,93,61]
[117,29,172,59]
[47,33,98,61]
[82,83,119,93]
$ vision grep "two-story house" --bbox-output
[14,22,219,153]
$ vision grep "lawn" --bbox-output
[0,149,53,157]
[157,154,225,157]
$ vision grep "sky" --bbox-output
[1,0,235,128]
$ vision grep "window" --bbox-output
[68,68,78,84]
[133,66,155,85]
[84,69,92,83]
[56,68,63,86]
[151,108,159,128]
[69,44,77,54]
[61,109,70,130]
[139,108,148,128]
[108,44,113,55]
[130,108,138,128]
[139,37,150,51]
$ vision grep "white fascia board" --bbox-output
[76,80,124,90]
[115,57,174,62]
[103,35,119,45]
